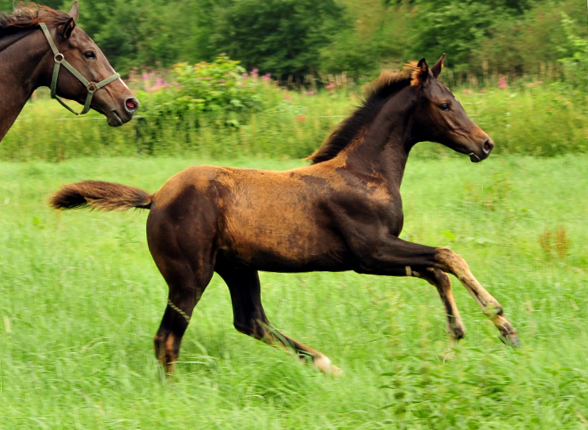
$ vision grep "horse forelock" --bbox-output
[0,2,70,36]
[308,67,413,165]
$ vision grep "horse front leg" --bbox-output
[434,247,519,346]
[355,235,519,347]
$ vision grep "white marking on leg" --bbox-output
[313,355,343,376]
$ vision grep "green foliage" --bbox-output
[2,0,585,80]
[207,0,346,79]
[74,0,194,73]
[409,1,500,71]
[558,12,588,91]
[138,56,266,116]
[3,77,588,161]
[473,0,585,75]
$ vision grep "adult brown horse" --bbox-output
[0,1,139,142]
[51,56,519,375]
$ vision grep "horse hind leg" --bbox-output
[216,262,342,375]
[148,221,216,374]
[152,257,214,374]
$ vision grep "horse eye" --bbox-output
[439,103,450,111]
[84,51,96,59]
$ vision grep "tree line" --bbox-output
[1,0,586,79]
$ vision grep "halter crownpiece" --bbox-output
[39,22,120,115]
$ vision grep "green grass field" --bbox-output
[1,154,588,429]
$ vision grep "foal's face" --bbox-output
[412,57,494,162]
[50,3,139,126]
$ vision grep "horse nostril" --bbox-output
[125,97,140,113]
[483,138,494,155]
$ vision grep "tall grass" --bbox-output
[1,154,588,428]
[3,79,587,162]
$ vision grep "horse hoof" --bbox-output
[314,356,344,376]
[499,333,520,348]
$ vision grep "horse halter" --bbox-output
[39,23,120,115]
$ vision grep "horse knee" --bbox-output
[435,247,470,277]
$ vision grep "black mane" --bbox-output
[308,69,414,164]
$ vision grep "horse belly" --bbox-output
[220,207,347,272]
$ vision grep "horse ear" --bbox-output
[410,58,430,87]
[68,1,79,23]
[431,53,446,79]
[62,17,76,39]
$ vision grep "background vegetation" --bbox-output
[1,0,585,78]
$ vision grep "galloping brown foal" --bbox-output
[0,2,139,142]
[51,56,519,375]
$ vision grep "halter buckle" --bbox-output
[54,53,65,63]
[87,82,98,92]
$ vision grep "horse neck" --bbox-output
[0,29,52,141]
[341,88,416,187]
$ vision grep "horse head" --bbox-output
[42,2,139,126]
[410,55,494,162]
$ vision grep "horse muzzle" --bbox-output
[468,137,495,163]
[107,97,140,127]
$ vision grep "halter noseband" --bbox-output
[39,22,120,115]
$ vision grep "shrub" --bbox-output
[136,55,270,119]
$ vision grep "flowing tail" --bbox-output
[50,180,153,211]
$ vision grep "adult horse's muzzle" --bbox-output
[106,97,140,127]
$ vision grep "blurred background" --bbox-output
[0,0,586,161]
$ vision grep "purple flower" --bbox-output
[251,68,259,74]
[242,72,248,77]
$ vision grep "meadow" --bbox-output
[1,152,588,429]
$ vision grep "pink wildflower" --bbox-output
[462,89,473,95]
[156,78,163,86]
[242,72,248,77]
[497,77,508,89]
[325,83,336,89]
[296,115,306,122]
[251,68,259,74]
[306,91,314,95]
